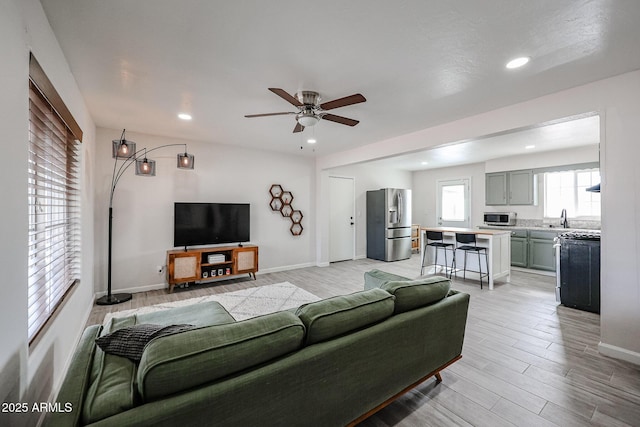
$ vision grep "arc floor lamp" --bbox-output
[96,129,195,305]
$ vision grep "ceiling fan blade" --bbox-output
[245,112,294,118]
[319,94,366,110]
[269,88,303,107]
[293,122,305,133]
[321,113,359,127]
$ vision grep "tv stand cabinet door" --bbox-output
[234,247,258,278]
[168,252,200,287]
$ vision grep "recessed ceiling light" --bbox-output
[307,138,317,144]
[178,113,192,120]
[421,161,428,165]
[506,57,530,69]
[525,145,535,149]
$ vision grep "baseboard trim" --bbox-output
[95,282,166,297]
[510,266,556,277]
[94,262,319,297]
[259,262,315,274]
[598,342,640,365]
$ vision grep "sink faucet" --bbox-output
[560,209,568,228]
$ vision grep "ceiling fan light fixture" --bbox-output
[297,113,319,127]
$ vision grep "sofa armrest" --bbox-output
[45,324,102,427]
[363,269,410,290]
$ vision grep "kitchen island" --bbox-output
[420,227,511,290]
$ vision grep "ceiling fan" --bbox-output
[245,88,366,133]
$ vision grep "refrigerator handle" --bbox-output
[398,192,403,223]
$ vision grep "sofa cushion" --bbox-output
[296,288,395,345]
[95,324,195,362]
[363,269,410,290]
[381,277,451,313]
[82,301,234,424]
[135,301,236,327]
[137,311,305,401]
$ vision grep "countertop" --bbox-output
[478,225,601,234]
[421,226,512,236]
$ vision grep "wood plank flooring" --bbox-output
[87,255,640,427]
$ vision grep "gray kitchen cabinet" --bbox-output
[510,230,528,267]
[486,172,508,205]
[485,169,535,206]
[528,238,556,270]
[511,229,558,271]
[508,170,534,205]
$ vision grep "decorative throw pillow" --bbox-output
[95,323,194,362]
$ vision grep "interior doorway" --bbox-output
[329,176,355,262]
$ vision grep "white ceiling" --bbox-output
[40,1,640,160]
[367,114,600,171]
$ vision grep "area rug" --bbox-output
[103,282,320,325]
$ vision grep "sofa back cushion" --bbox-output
[82,301,235,424]
[137,311,305,401]
[380,277,451,313]
[296,288,395,345]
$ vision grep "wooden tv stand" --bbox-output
[166,245,258,293]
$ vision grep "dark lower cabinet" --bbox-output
[559,239,600,313]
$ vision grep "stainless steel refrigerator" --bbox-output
[366,188,412,261]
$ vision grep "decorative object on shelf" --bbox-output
[98,129,195,306]
[269,184,303,235]
[281,204,293,217]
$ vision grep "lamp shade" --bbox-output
[112,139,136,158]
[135,158,156,176]
[177,152,195,169]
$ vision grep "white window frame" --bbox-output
[543,168,600,219]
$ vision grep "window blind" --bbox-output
[27,79,81,342]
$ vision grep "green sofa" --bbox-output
[47,272,469,427]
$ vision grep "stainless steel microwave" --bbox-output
[483,212,517,226]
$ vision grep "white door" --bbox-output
[436,178,470,228]
[329,176,355,262]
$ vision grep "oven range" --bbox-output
[554,231,601,313]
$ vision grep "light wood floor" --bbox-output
[87,255,640,427]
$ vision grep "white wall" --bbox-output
[411,146,599,229]
[94,128,315,294]
[486,145,600,221]
[0,0,96,424]
[485,144,599,173]
[323,164,412,259]
[316,70,640,365]
[412,162,486,228]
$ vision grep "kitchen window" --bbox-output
[543,169,600,218]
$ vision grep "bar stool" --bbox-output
[453,233,489,289]
[421,231,455,277]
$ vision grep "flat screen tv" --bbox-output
[174,202,250,247]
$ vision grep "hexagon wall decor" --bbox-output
[269,184,303,236]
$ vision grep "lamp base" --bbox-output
[96,293,133,306]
